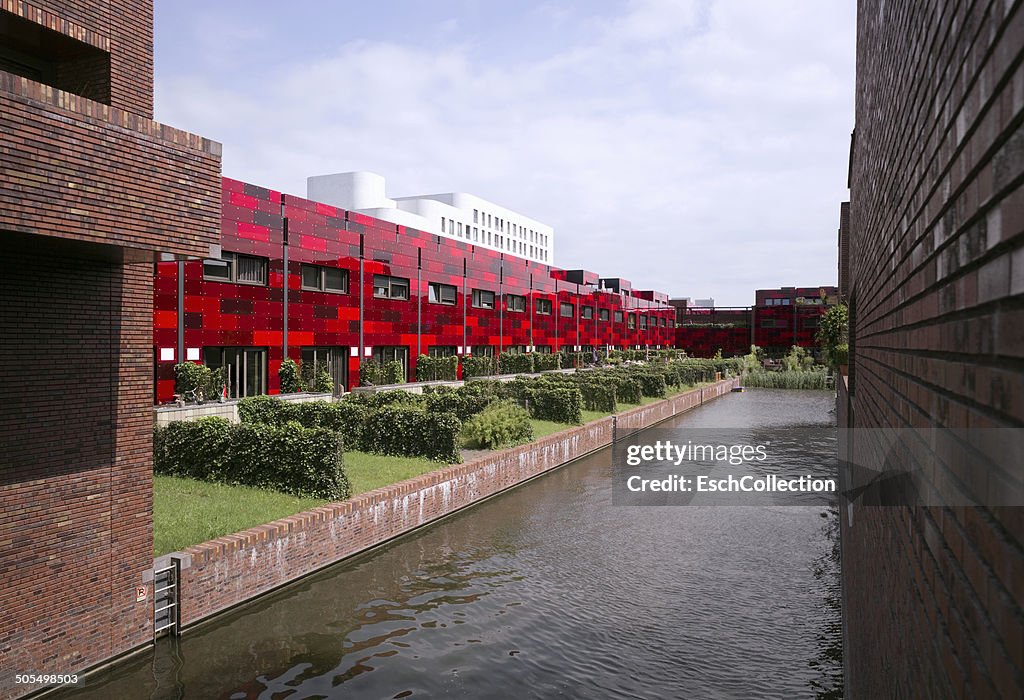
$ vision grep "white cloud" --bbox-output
[155,0,854,306]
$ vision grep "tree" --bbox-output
[817,304,849,367]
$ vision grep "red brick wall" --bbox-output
[175,378,739,628]
[845,1,1024,697]
[0,247,154,700]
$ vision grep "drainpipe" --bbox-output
[359,235,365,362]
[176,260,184,365]
[498,261,504,355]
[417,247,423,360]
[282,214,289,361]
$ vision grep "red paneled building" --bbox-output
[153,179,677,402]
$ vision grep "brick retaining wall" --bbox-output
[173,377,739,628]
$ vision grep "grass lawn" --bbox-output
[153,475,326,556]
[344,451,441,495]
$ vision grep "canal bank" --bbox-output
[158,377,740,634]
[55,386,839,700]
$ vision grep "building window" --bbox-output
[205,347,267,399]
[373,274,410,300]
[534,345,552,354]
[301,346,348,395]
[582,306,594,319]
[627,315,636,329]
[536,298,552,315]
[506,294,526,312]
[203,252,268,285]
[614,310,623,323]
[667,319,675,328]
[472,288,496,309]
[429,346,458,357]
[599,308,610,321]
[505,345,527,354]
[471,345,495,357]
[639,315,647,329]
[441,218,446,233]
[474,209,479,223]
[301,263,348,293]
[761,319,789,329]
[428,282,457,305]
[803,318,820,329]
[560,302,574,318]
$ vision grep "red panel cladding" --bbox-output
[420,234,469,371]
[464,247,503,355]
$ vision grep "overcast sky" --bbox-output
[154,0,854,307]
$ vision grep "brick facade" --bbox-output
[844,1,1023,697]
[0,1,220,698]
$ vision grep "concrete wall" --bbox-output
[154,393,333,427]
[173,378,739,629]
[845,1,1023,697]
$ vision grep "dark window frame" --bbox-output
[373,274,410,300]
[472,288,496,309]
[506,294,526,312]
[560,302,574,318]
[301,262,349,294]
[536,298,552,315]
[203,252,268,286]
[582,305,594,319]
[428,281,458,305]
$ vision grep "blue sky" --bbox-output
[154,0,855,306]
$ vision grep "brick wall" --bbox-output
[0,2,221,698]
[2,0,154,116]
[0,248,154,699]
[845,1,1024,697]
[173,378,739,629]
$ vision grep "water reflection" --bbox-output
[56,389,842,699]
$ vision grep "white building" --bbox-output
[307,171,554,264]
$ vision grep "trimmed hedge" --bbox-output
[532,352,561,372]
[499,351,533,374]
[635,372,667,398]
[360,407,462,462]
[462,400,534,449]
[579,382,617,412]
[424,385,495,420]
[523,386,583,424]
[360,358,405,385]
[415,354,458,381]
[153,417,349,500]
[238,395,369,451]
[461,354,497,379]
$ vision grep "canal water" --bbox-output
[60,389,841,700]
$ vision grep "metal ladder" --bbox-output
[153,560,180,637]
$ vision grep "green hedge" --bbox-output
[173,362,225,400]
[154,417,349,500]
[635,372,667,398]
[360,407,462,462]
[532,352,561,371]
[462,401,534,449]
[743,370,829,390]
[524,386,583,424]
[579,382,617,412]
[237,395,368,450]
[499,351,534,374]
[461,355,497,379]
[415,354,458,381]
[424,385,495,420]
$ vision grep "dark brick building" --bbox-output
[0,1,221,697]
[842,1,1023,697]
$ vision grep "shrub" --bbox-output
[635,372,667,398]
[499,351,534,375]
[532,352,561,372]
[606,375,643,404]
[346,390,425,410]
[173,362,225,400]
[415,354,458,382]
[298,359,335,393]
[424,385,494,420]
[361,407,462,463]
[579,382,617,412]
[461,354,497,378]
[834,343,849,366]
[279,358,301,393]
[154,417,349,500]
[524,386,583,424]
[462,401,534,449]
[384,360,406,384]
[238,396,368,450]
[743,370,829,390]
